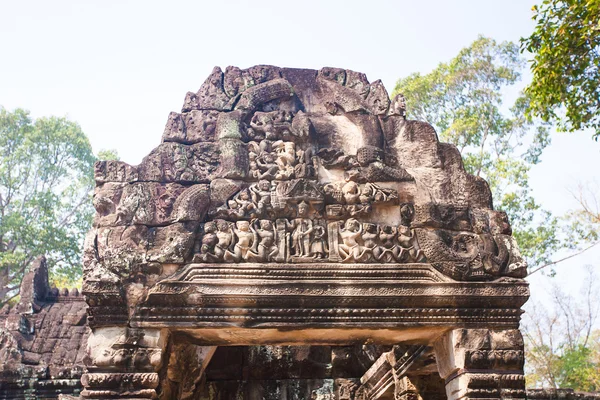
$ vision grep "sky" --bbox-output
[1,0,599,313]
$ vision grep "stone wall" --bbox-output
[0,257,89,399]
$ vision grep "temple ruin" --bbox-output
[3,65,595,400]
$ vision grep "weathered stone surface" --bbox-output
[190,66,231,111]
[434,329,526,400]
[134,142,220,183]
[0,65,541,400]
[94,160,139,183]
[235,78,295,112]
[162,110,219,144]
[0,259,89,399]
[93,182,209,227]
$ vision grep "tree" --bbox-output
[393,36,563,269]
[0,107,110,305]
[523,266,600,390]
[521,0,600,139]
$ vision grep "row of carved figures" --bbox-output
[212,179,398,220]
[193,217,425,264]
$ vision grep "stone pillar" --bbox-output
[81,327,167,399]
[434,329,526,400]
[393,376,419,400]
[162,341,216,399]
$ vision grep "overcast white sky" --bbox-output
[1,0,599,307]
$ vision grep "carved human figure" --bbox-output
[248,152,261,179]
[274,141,296,168]
[256,152,279,180]
[294,147,315,178]
[274,141,297,179]
[363,182,397,203]
[226,200,245,218]
[234,189,256,216]
[246,219,279,262]
[214,220,234,261]
[342,181,361,204]
[360,223,379,262]
[389,93,406,117]
[194,221,219,262]
[375,225,399,263]
[250,180,273,217]
[286,201,314,258]
[224,220,257,263]
[172,147,195,181]
[338,218,364,262]
[397,205,425,262]
[310,225,328,259]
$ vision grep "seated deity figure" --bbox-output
[338,218,364,262]
[246,219,279,262]
[342,181,361,204]
[224,220,257,263]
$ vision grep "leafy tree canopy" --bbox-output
[0,107,114,304]
[393,36,565,270]
[522,0,600,139]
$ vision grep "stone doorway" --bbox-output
[81,65,528,400]
[164,343,449,400]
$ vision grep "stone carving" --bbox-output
[324,181,398,218]
[162,110,219,144]
[193,213,426,265]
[434,329,526,400]
[247,140,316,181]
[77,65,532,400]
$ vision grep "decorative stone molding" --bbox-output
[81,328,167,399]
[434,329,526,400]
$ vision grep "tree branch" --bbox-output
[527,240,600,276]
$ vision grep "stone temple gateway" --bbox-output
[1,65,541,400]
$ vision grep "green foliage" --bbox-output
[393,36,562,269]
[527,337,600,390]
[97,148,119,161]
[557,344,600,391]
[524,268,600,390]
[0,107,100,303]
[522,0,600,139]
